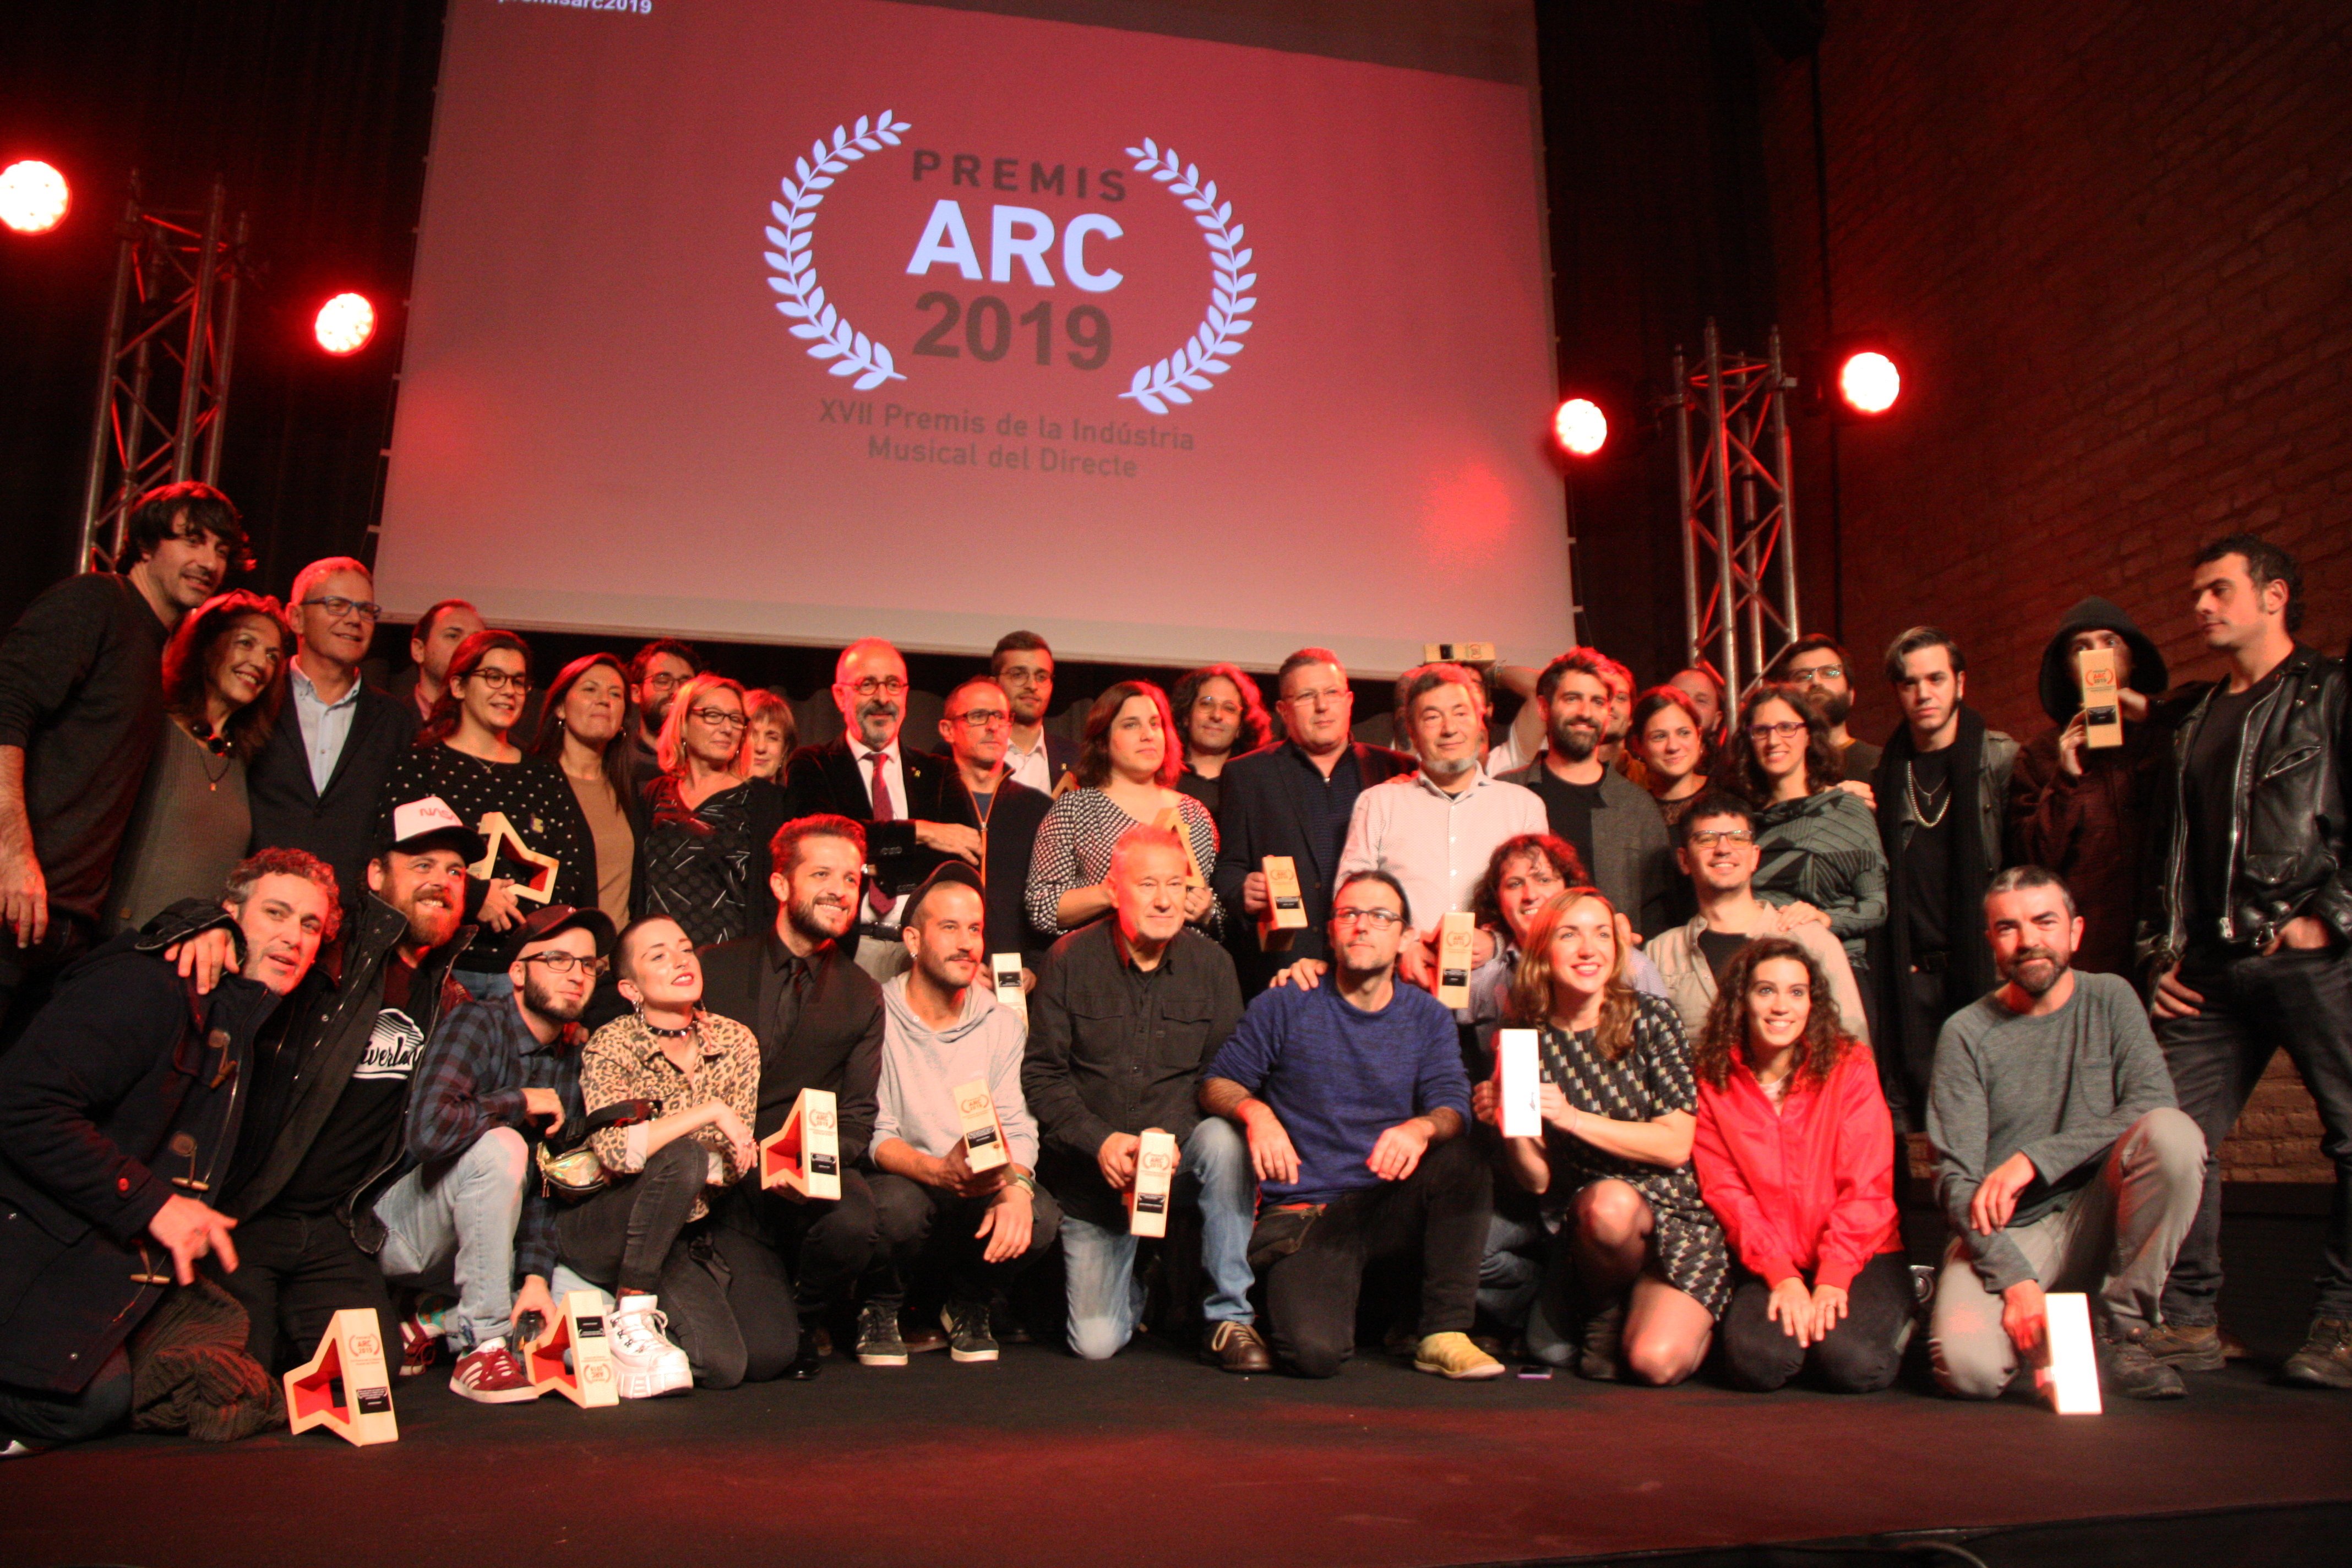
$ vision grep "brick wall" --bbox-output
[1759,2,2351,1183]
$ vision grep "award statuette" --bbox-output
[954,1077,1009,1173]
[1152,806,1208,888]
[990,952,1028,1021]
[759,1087,842,1202]
[1259,855,1309,952]
[526,1289,619,1408]
[2038,1292,2104,1415]
[1496,1027,1542,1140]
[1435,910,1477,1010]
[2078,646,2124,750]
[1128,1128,1179,1238]
[1423,641,1497,666]
[469,811,562,906]
[285,1308,402,1445]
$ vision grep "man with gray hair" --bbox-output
[1927,864,2203,1401]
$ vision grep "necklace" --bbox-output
[186,720,233,790]
[641,1011,698,1038]
[1904,760,1952,829]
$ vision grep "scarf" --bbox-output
[1875,703,1998,1019]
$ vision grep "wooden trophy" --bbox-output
[1435,911,1477,1010]
[1423,641,1497,666]
[953,1077,1009,1174]
[1258,856,1309,952]
[989,952,1028,1022]
[2078,646,2124,750]
[284,1308,400,1446]
[2038,1292,2103,1414]
[1128,1128,1179,1238]
[470,812,562,906]
[1151,807,1207,888]
[1496,1027,1542,1140]
[759,1086,842,1201]
[525,1288,619,1408]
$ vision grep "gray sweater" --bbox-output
[874,976,1038,1169]
[1927,971,2177,1292]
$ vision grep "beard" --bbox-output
[522,970,586,1023]
[2002,947,2071,997]
[402,890,461,950]
[788,892,852,946]
[1801,685,1852,726]
[1551,719,1599,763]
[1422,751,1477,780]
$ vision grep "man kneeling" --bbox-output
[1201,871,1500,1380]
[1928,867,2204,1400]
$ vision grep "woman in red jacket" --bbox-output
[1691,935,1912,1392]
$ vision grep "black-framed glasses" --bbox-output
[1747,721,1807,741]
[950,707,1009,728]
[1331,907,1404,930]
[301,595,382,622]
[467,668,531,692]
[519,952,608,976]
[1687,829,1755,848]
[687,707,747,729]
[848,677,908,699]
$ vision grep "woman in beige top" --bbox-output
[530,652,639,932]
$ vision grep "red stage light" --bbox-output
[1837,350,1901,415]
[315,293,376,355]
[0,160,70,235]
[1554,397,1608,457]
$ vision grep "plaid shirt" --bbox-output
[404,996,586,1285]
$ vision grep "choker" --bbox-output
[641,1012,698,1038]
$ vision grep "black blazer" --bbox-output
[246,678,418,918]
[699,930,884,1157]
[1211,741,1414,989]
[932,729,1079,790]
[981,777,1054,964]
[780,737,979,901]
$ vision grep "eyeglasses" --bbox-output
[1786,663,1845,683]
[1747,721,1808,741]
[1331,907,1404,930]
[467,668,531,692]
[848,677,908,699]
[301,595,382,622]
[1282,687,1347,710]
[950,707,1009,728]
[1687,829,1755,848]
[519,952,609,976]
[687,707,747,730]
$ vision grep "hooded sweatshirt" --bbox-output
[873,974,1038,1169]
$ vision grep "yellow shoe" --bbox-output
[1414,1331,1505,1381]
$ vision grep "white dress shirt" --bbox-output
[855,737,911,927]
[288,657,364,795]
[1003,729,1054,794]
[1337,765,1548,933]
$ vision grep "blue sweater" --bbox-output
[1206,981,1471,1205]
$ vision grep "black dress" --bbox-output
[375,743,595,912]
[638,775,778,948]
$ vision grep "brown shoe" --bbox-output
[1201,1321,1273,1374]
[2141,1321,2225,1372]
[901,1316,949,1355]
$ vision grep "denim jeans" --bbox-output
[374,1125,531,1352]
[1061,1117,1257,1360]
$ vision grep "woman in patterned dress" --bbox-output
[1732,684,1887,982]
[636,674,786,948]
[1025,680,1222,938]
[1476,886,1729,1384]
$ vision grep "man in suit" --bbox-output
[990,630,1080,794]
[781,639,982,981]
[938,675,1053,976]
[247,558,420,927]
[1212,648,1412,992]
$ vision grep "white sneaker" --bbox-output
[607,1294,693,1399]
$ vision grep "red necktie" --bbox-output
[865,750,896,919]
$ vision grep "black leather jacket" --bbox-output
[2143,646,2350,964]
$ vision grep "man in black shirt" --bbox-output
[1024,826,1261,1369]
[937,675,1053,974]
[0,483,243,1042]
[1767,635,1882,791]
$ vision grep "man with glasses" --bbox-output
[1211,649,1411,991]
[624,638,703,789]
[1201,870,1499,1380]
[247,557,421,927]
[1766,634,1881,789]
[939,675,1053,972]
[989,631,1079,794]
[390,902,613,1401]
[1646,791,1869,1043]
[782,639,981,981]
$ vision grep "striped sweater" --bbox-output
[1751,787,1888,963]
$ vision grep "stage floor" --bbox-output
[4,1214,2346,1568]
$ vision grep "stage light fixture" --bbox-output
[1836,349,1901,415]
[314,292,376,355]
[1554,397,1608,457]
[0,160,70,235]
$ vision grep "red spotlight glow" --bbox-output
[314,293,377,355]
[0,160,70,235]
[1554,397,1608,457]
[1837,350,1901,415]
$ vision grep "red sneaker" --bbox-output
[449,1341,543,1404]
[398,1315,444,1379]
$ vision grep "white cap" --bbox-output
[385,795,486,860]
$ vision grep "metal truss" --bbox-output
[1671,319,1800,701]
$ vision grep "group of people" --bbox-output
[0,480,2344,1456]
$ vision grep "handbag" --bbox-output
[535,1098,661,1201]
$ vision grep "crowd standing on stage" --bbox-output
[0,480,2345,1452]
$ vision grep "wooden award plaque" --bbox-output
[2078,646,2124,750]
[1152,806,1207,888]
[1259,856,1309,952]
[1435,911,1477,1010]
[2038,1291,2103,1415]
[954,1077,1009,1173]
[1423,641,1497,666]
[525,1289,618,1408]
[1128,1128,1179,1238]
[285,1308,401,1445]
[470,811,562,905]
[759,1087,842,1201]
[990,952,1028,1022]
[1496,1027,1542,1140]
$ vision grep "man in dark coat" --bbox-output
[0,849,337,1451]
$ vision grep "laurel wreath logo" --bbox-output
[765,112,911,390]
[1119,139,1256,415]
